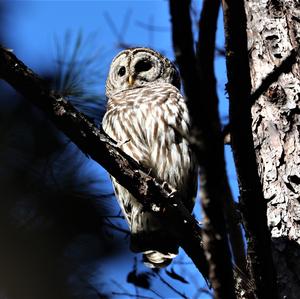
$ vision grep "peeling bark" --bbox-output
[246,1,300,297]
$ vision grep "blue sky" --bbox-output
[1,1,238,298]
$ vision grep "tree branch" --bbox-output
[221,1,278,298]
[250,47,300,104]
[0,46,209,280]
[197,0,246,276]
[169,1,236,298]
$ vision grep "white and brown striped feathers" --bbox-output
[102,48,197,268]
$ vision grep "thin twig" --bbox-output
[111,292,153,299]
[155,272,188,299]
[250,47,300,104]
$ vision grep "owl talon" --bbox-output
[168,190,176,198]
[162,182,168,188]
[161,182,176,197]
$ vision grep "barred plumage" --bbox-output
[102,48,197,268]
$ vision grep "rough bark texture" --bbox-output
[246,1,300,297]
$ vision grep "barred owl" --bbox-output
[102,48,197,268]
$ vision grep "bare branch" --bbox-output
[111,292,152,299]
[155,272,188,299]
[169,0,235,298]
[223,180,246,273]
[197,0,247,278]
[250,47,300,104]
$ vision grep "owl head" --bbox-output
[106,47,181,97]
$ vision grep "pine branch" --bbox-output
[0,46,209,281]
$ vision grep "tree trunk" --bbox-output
[246,1,300,297]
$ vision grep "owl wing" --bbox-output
[145,85,197,209]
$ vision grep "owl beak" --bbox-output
[128,75,135,86]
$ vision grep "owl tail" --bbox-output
[143,250,177,268]
[130,210,179,268]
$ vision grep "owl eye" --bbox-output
[135,60,152,73]
[118,66,126,77]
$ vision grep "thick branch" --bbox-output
[169,1,235,298]
[221,1,278,298]
[0,46,209,280]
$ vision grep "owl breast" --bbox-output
[102,83,197,207]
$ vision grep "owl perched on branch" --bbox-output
[102,48,197,268]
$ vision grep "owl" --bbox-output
[102,48,197,268]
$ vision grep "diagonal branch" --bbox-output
[0,46,208,280]
[169,1,235,298]
[250,47,300,104]
[221,0,278,298]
